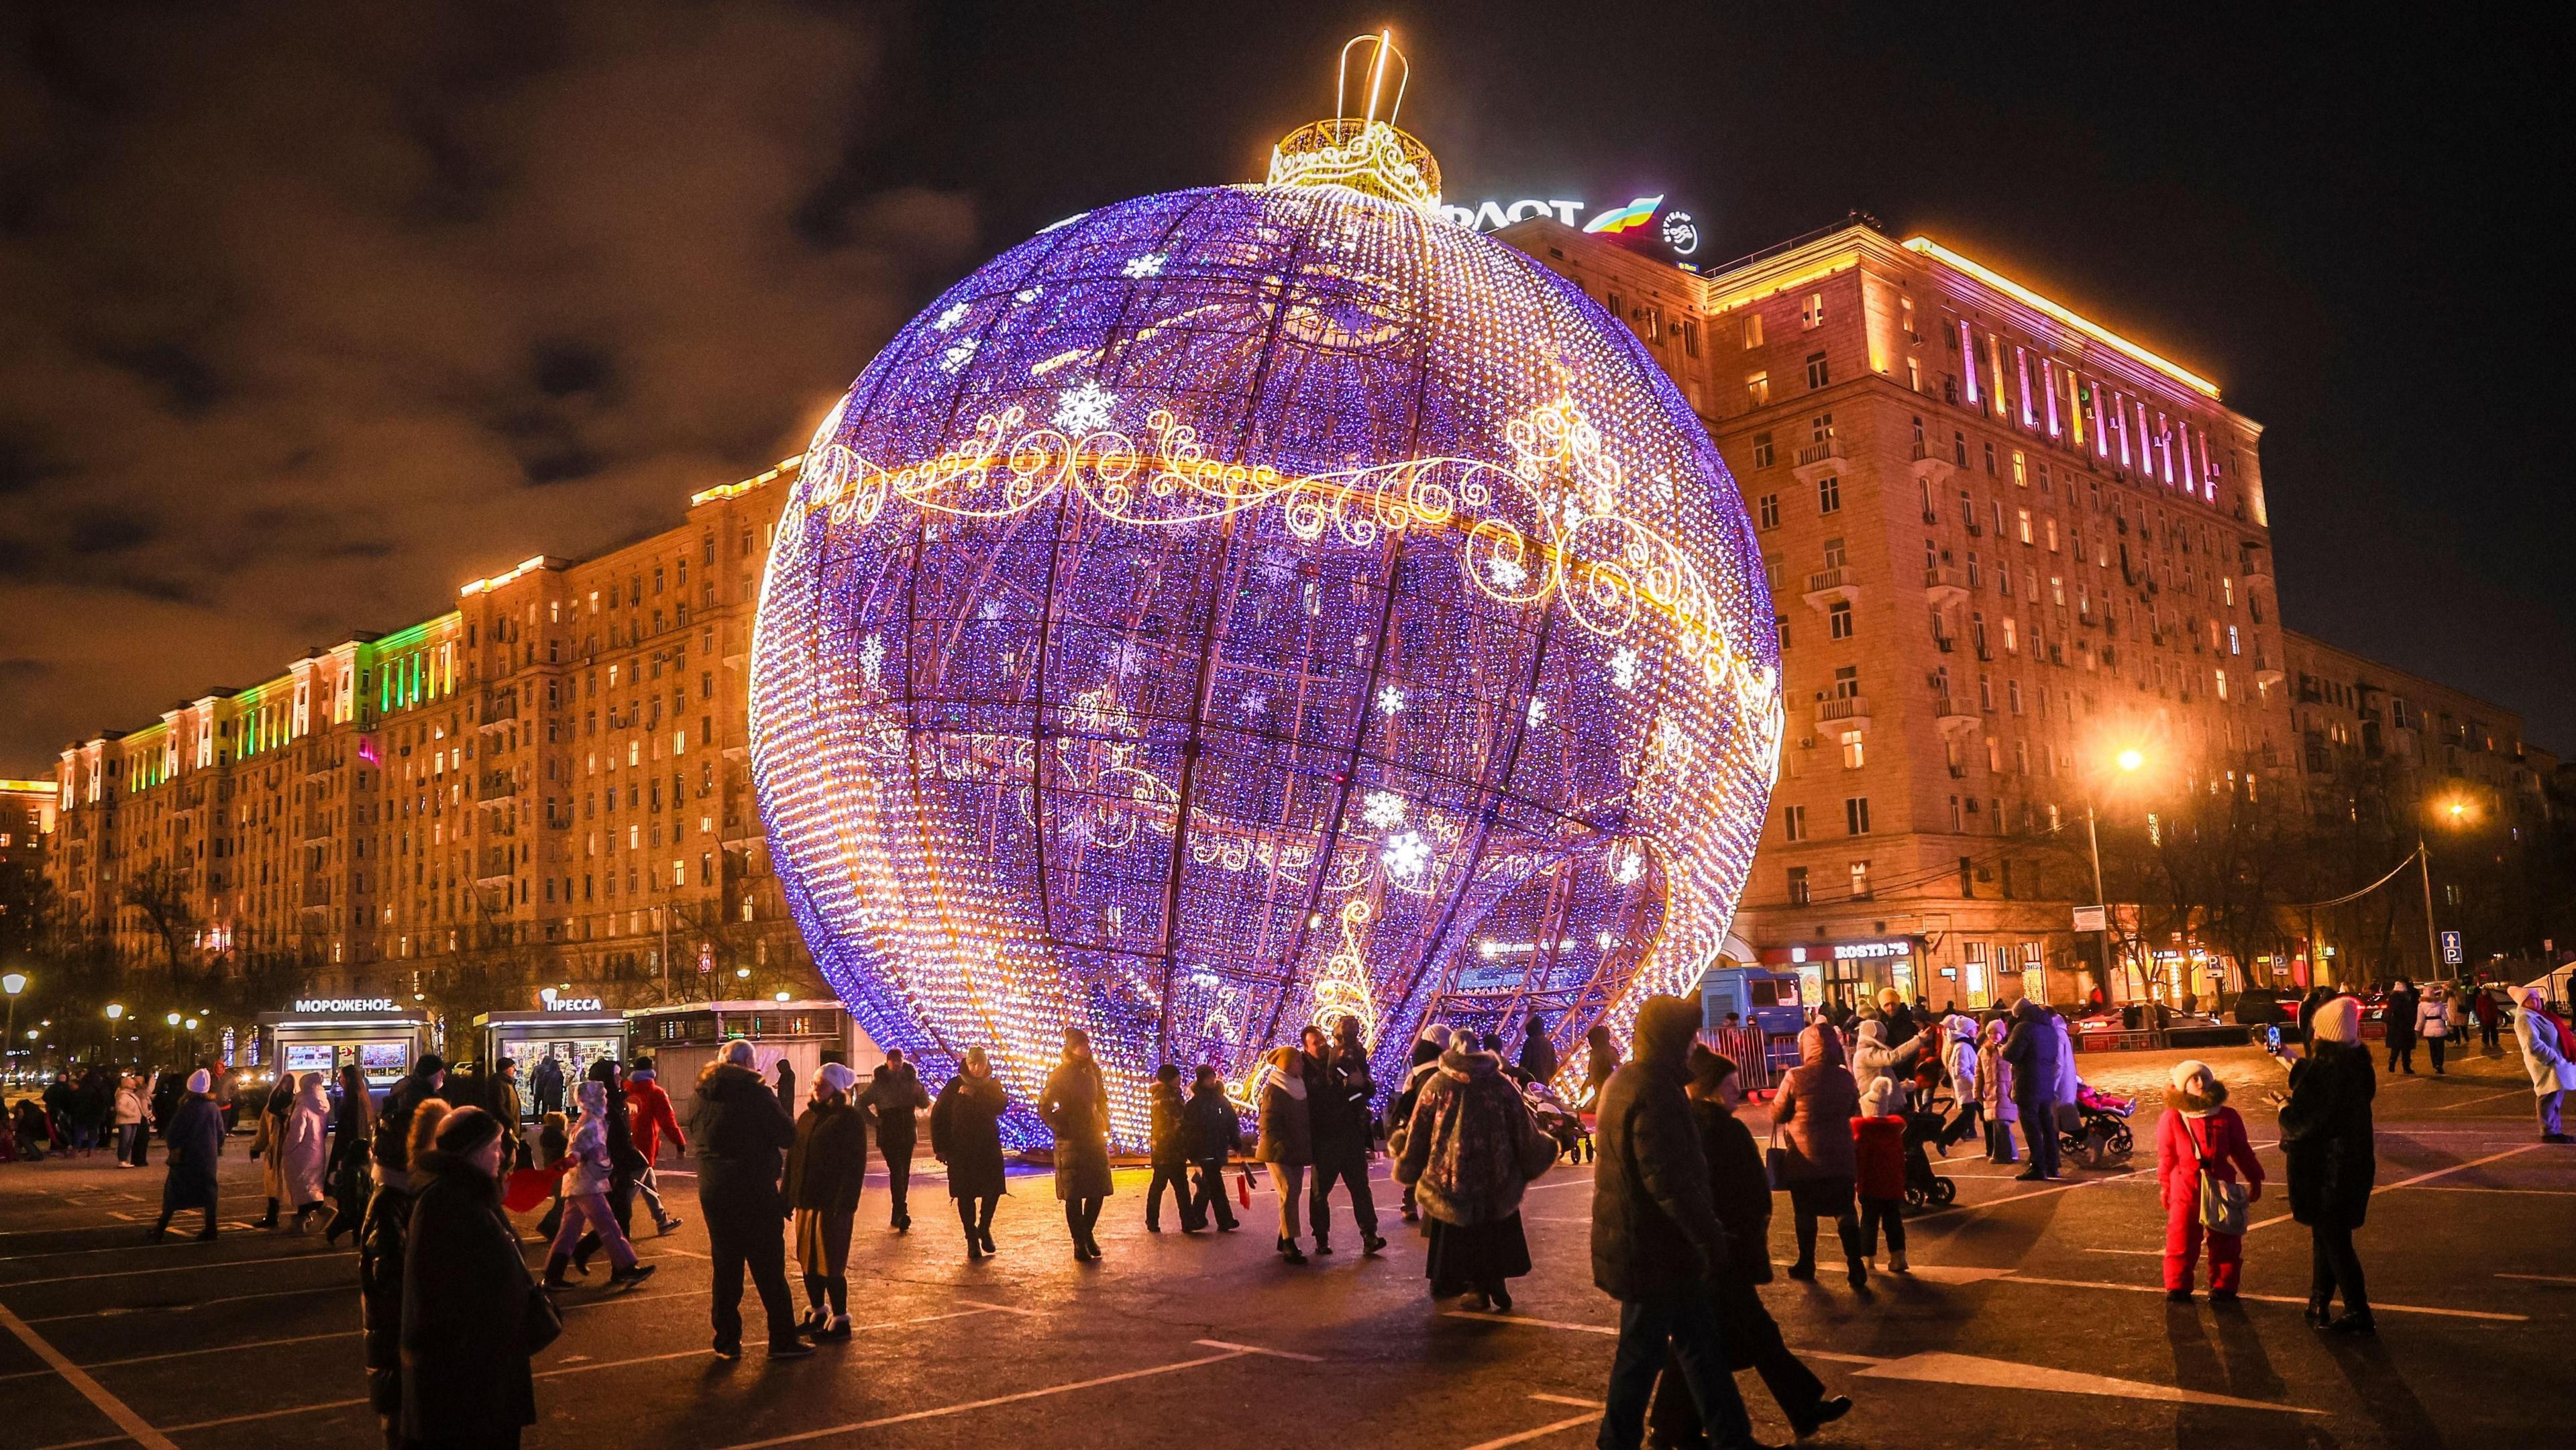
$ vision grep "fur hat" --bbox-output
[2311,995,2361,1045]
[184,1068,211,1094]
[1858,1075,1898,1117]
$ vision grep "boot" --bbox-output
[606,1261,657,1290]
[259,1197,278,1229]
[543,1253,574,1290]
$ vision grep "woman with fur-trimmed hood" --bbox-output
[2157,1059,2263,1302]
[1392,1032,1556,1311]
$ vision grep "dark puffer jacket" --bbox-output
[399,1149,536,1445]
[1590,996,1727,1304]
[1391,1041,1552,1225]
[1765,1025,1858,1182]
[2279,1039,2377,1227]
[356,1168,417,1423]
[930,1071,1010,1200]
[1148,1082,1189,1169]
[1181,1080,1241,1161]
[1698,1099,1773,1285]
[786,1100,869,1216]
[1037,1057,1114,1201]
[690,1060,796,1201]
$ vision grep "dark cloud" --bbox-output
[0,1,975,768]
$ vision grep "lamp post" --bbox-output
[105,1002,124,1061]
[3,972,25,1077]
[2084,748,2147,1002]
[2422,797,2471,981]
[166,1011,182,1066]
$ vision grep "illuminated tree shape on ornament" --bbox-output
[750,105,1780,1149]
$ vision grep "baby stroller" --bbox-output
[1898,1098,1957,1210]
[2059,1083,2137,1161]
[1523,1080,1593,1163]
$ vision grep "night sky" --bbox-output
[4,2,2569,772]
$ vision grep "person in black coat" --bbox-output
[402,1108,543,1449]
[1648,1049,1850,1445]
[148,1071,225,1241]
[863,1049,931,1231]
[531,1053,565,1118]
[1038,1029,1114,1262]
[787,1063,869,1341]
[1517,1013,1560,1086]
[1180,1065,1242,1232]
[2381,978,2421,1074]
[931,1047,1010,1257]
[1308,1017,1386,1255]
[2273,994,2379,1335]
[1145,1064,1197,1232]
[1589,996,1762,1450]
[692,1040,808,1360]
[359,1096,448,1449]
[324,1063,377,1248]
[372,1055,447,1173]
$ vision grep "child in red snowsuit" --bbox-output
[1852,1076,1910,1273]
[2157,1059,2265,1298]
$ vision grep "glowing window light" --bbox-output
[749,40,1780,1142]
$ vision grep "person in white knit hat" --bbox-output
[148,1069,225,1241]
[2157,1059,2263,1302]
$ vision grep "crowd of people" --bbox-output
[9,972,2574,1450]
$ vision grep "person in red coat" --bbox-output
[2158,1059,2264,1300]
[1851,1076,1909,1274]
[625,1056,688,1235]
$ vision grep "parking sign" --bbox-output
[2439,930,2462,967]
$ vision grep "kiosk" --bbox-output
[625,1000,872,1127]
[256,999,435,1094]
[474,991,633,1119]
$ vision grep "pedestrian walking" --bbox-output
[692,1039,807,1360]
[2444,988,2473,1062]
[1584,1023,1621,1107]
[775,1056,798,1115]
[1977,1018,2019,1162]
[1518,1013,1560,1086]
[252,1072,297,1228]
[1876,988,1919,1047]
[2473,984,2503,1052]
[1851,1076,1909,1275]
[545,1080,654,1291]
[358,1096,445,1450]
[112,1072,149,1168]
[2416,984,2452,1076]
[863,1047,929,1231]
[282,1072,332,1233]
[1646,1048,1851,1445]
[2511,986,2576,1141]
[1309,1016,1387,1255]
[625,1055,688,1234]
[2272,995,2378,1335]
[1254,1044,1314,1262]
[492,1057,528,1167]
[531,1052,565,1118]
[1181,1065,1242,1232]
[400,1106,549,1450]
[568,1059,645,1273]
[2158,1059,2263,1302]
[2001,997,2064,1180]
[1388,1030,1448,1221]
[325,1064,376,1246]
[1144,1064,1197,1232]
[373,1055,447,1173]
[147,1069,225,1241]
[1590,996,1768,1450]
[788,1062,867,1341]
[1768,1024,1866,1287]
[2384,978,2421,1074]
[1038,1029,1114,1262]
[1391,1028,1553,1310]
[930,1046,1010,1259]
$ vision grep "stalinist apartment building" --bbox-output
[1508,215,2294,1007]
[47,459,808,1001]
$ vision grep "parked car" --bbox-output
[2226,988,2286,1026]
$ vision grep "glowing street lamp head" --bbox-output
[1,972,23,996]
[2115,748,2145,774]
[166,1012,181,1027]
[105,1003,123,1021]
[751,44,1780,1143]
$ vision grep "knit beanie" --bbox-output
[2310,995,2361,1045]
[817,1061,857,1096]
[431,1104,501,1156]
[2168,1058,2216,1096]
[185,1068,211,1094]
[1858,1075,1897,1117]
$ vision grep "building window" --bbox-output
[1787,866,1810,905]
[1900,295,1917,340]
[1802,292,1825,329]
[1845,796,1872,835]
[1828,601,1854,640]
[1811,412,1835,444]
[1774,612,1790,649]
[1849,860,1872,898]
[1680,318,1699,357]
[1817,476,1841,514]
[1984,441,1997,474]
[1758,493,1780,529]
[1752,431,1774,468]
[1841,729,1864,768]
[1746,372,1770,407]
[2007,680,2023,715]
[1783,803,1807,841]
[2011,450,2027,486]
[1805,351,1830,389]
[1743,313,1765,348]
[1949,796,1964,832]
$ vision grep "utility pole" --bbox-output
[2416,835,2443,981]
[2087,802,2112,996]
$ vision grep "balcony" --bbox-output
[1909,448,1957,487]
[1813,694,1872,733]
[2240,552,2273,590]
[476,771,517,805]
[1924,565,1967,610]
[1794,438,1842,468]
[1801,566,1861,611]
[1932,695,1980,737]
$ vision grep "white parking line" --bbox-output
[2496,1272,2576,1286]
[24,1283,343,1325]
[712,1345,1260,1449]
[1193,1337,1323,1362]
[2434,1088,2530,1111]
[0,1248,354,1289]
[0,1297,180,1450]
[2243,1143,2542,1232]
[1456,1397,1599,1450]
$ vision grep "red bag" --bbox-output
[1236,1165,1254,1209]
[504,1159,567,1215]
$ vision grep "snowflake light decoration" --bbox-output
[751,36,1780,1141]
[933,302,971,331]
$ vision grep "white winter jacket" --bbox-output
[2514,1000,2576,1094]
[2416,998,2449,1039]
[1849,1021,1921,1098]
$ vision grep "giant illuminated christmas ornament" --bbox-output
[751,34,1780,1142]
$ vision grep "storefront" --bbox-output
[1759,936,1926,1009]
[256,1000,435,1093]
[626,999,873,1127]
[474,990,632,1119]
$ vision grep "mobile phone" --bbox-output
[2261,1024,2284,1055]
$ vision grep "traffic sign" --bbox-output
[2439,930,2462,967]
[2072,904,2108,933]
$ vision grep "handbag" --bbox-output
[1763,1141,1790,1190]
[2186,1116,2249,1236]
[523,1278,564,1354]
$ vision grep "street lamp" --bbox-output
[2422,796,2474,980]
[106,1003,124,1056]
[2083,747,2149,1002]
[3,972,25,1074]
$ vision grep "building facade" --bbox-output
[44,458,810,1009]
[1507,216,2296,1008]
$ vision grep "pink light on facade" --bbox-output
[1960,321,1980,405]
[2112,391,2131,466]
[2015,346,2036,428]
[2155,410,2174,484]
[2042,360,2061,437]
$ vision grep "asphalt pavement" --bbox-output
[0,1041,2567,1449]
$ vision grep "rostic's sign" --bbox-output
[291,997,399,1013]
[1440,193,1701,260]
